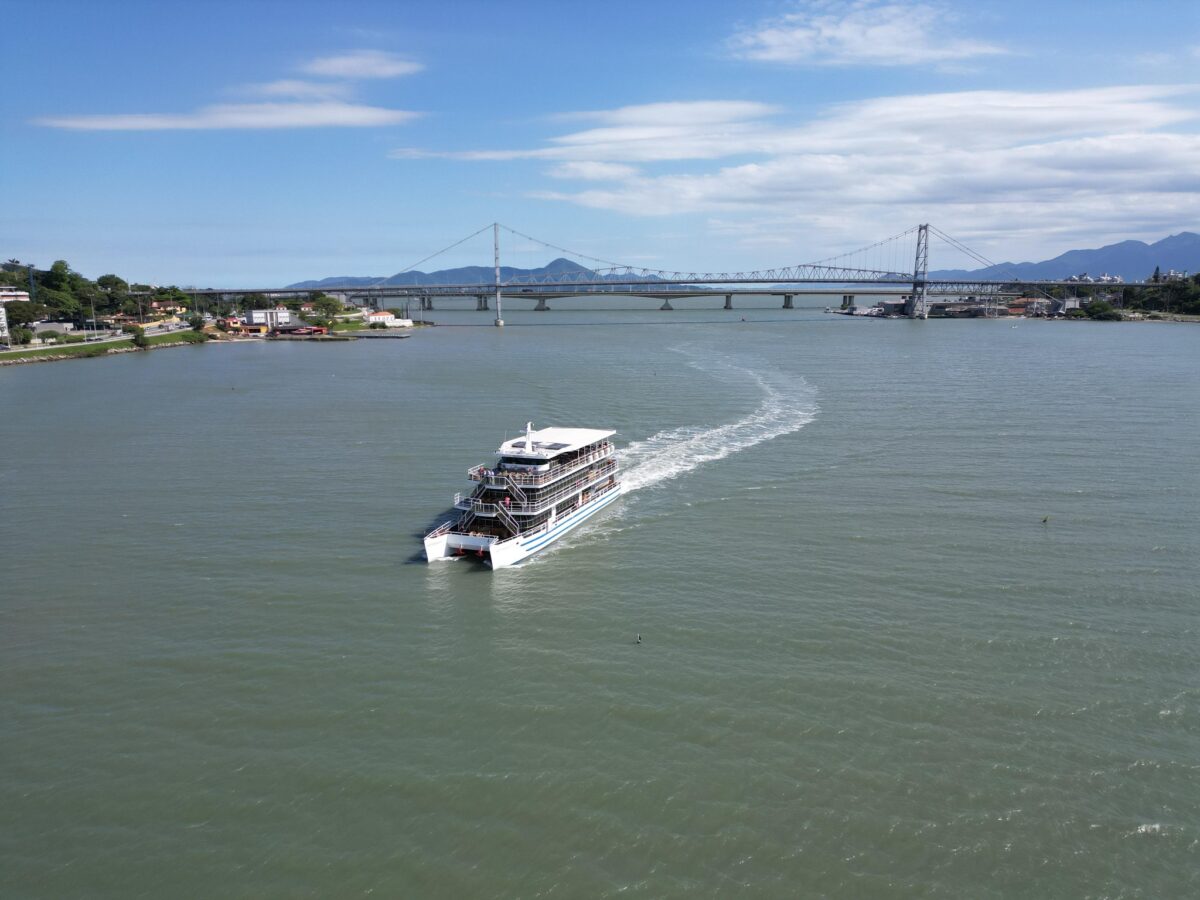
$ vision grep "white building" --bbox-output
[366,310,412,328]
[245,306,293,327]
[0,289,29,344]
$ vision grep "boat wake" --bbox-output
[503,349,818,567]
[618,350,819,495]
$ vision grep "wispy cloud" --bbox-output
[37,49,421,131]
[433,85,1200,257]
[38,102,419,131]
[244,79,353,100]
[302,49,423,79]
[407,100,779,163]
[546,161,639,180]
[728,1,1008,67]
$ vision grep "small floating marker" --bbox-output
[1042,516,1050,524]
[636,634,642,644]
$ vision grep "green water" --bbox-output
[2,308,1198,897]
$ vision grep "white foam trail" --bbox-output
[618,351,819,494]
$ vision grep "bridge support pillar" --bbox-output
[724,293,733,310]
[660,299,674,311]
[423,296,434,311]
[534,297,551,311]
[782,294,794,309]
[476,295,489,311]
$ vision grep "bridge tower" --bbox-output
[906,223,930,319]
[493,222,504,327]
[0,300,9,345]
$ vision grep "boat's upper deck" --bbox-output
[497,426,615,462]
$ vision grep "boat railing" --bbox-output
[469,457,616,513]
[494,503,522,534]
[472,500,523,534]
[426,520,453,539]
[468,464,617,518]
[467,441,615,488]
[493,474,528,504]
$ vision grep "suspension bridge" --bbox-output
[165,223,1148,325]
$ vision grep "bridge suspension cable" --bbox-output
[928,226,1054,301]
[499,224,633,272]
[363,221,1041,293]
[370,222,495,286]
[928,226,1001,273]
[495,222,910,285]
[805,225,921,269]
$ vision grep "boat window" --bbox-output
[499,456,547,468]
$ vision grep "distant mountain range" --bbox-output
[287,257,650,290]
[929,232,1200,282]
[288,232,1200,289]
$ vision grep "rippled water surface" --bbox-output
[3,307,1198,897]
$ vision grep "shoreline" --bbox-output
[0,336,212,366]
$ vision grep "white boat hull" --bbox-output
[425,483,623,569]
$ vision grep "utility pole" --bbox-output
[494,222,504,327]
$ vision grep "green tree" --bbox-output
[313,295,342,319]
[188,314,205,331]
[97,274,129,293]
[43,260,72,292]
[1084,300,1122,321]
[10,327,33,345]
[131,327,150,348]
[5,301,44,328]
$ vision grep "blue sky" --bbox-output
[3,0,1198,286]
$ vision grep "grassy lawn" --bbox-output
[2,331,201,361]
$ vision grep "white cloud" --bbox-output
[427,86,1196,164]
[441,86,1200,260]
[37,102,419,131]
[302,50,423,79]
[547,161,639,180]
[245,79,353,100]
[556,100,775,126]
[37,49,423,131]
[729,1,1008,67]
[443,100,780,163]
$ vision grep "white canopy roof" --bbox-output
[497,425,614,460]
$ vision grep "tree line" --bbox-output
[2,258,345,343]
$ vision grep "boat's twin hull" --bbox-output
[424,484,623,569]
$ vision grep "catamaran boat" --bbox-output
[424,423,622,569]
